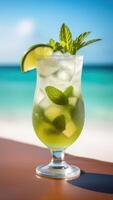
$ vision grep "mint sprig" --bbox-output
[45,86,68,105]
[45,85,75,105]
[48,23,101,54]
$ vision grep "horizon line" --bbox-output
[0,63,113,67]
[0,64,113,71]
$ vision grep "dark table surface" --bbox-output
[0,138,113,200]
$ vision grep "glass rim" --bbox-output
[37,55,83,60]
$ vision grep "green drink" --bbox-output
[33,93,84,149]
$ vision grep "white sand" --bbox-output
[0,115,113,163]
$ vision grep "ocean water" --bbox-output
[0,65,113,121]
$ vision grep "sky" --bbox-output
[0,0,113,64]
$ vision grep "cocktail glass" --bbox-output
[32,55,85,179]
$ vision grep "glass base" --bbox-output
[36,162,80,180]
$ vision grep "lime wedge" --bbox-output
[21,44,53,72]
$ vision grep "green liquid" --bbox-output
[32,95,84,150]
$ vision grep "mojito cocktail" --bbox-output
[20,23,101,179]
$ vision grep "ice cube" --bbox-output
[70,56,83,85]
[58,57,75,75]
[54,68,72,81]
[44,105,63,121]
[63,121,77,138]
[35,89,45,104]
[39,97,51,109]
[38,58,60,76]
[75,56,83,73]
[52,56,75,81]
[38,54,76,81]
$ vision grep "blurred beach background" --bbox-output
[0,0,113,162]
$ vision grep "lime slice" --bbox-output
[21,44,53,72]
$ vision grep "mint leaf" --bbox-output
[49,39,56,48]
[74,32,91,44]
[79,38,101,49]
[60,41,66,48]
[72,32,91,54]
[53,115,65,131]
[59,23,72,52]
[45,86,68,105]
[64,86,73,97]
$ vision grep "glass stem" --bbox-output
[49,150,68,169]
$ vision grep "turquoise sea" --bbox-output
[0,65,113,121]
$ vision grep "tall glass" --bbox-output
[32,55,85,179]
